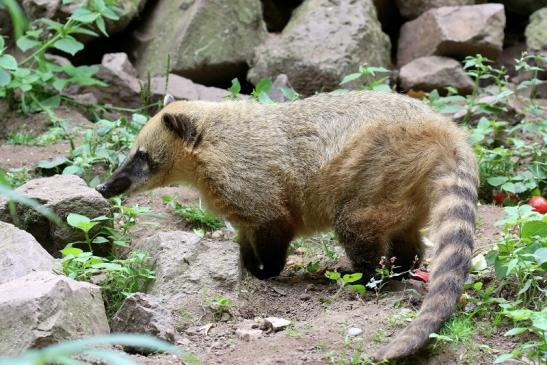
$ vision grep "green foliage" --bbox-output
[227,78,241,99]
[0,333,199,365]
[0,0,28,39]
[323,271,365,304]
[339,64,391,92]
[61,245,155,317]
[0,0,120,112]
[252,78,274,104]
[66,212,109,252]
[210,295,235,320]
[163,194,224,231]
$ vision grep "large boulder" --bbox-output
[397,4,506,66]
[111,293,176,353]
[21,0,145,36]
[0,221,57,285]
[398,56,474,94]
[135,0,267,84]
[0,175,111,256]
[133,231,241,309]
[526,7,547,51]
[395,0,477,19]
[0,271,109,356]
[248,0,391,96]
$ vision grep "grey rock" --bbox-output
[0,271,109,356]
[347,327,363,337]
[268,74,295,103]
[133,231,241,309]
[248,0,391,96]
[0,175,111,256]
[526,7,547,51]
[397,4,506,66]
[265,317,291,332]
[399,56,474,94]
[236,328,263,341]
[135,0,267,84]
[0,221,57,285]
[150,74,230,102]
[91,53,142,108]
[111,293,176,353]
[395,0,477,19]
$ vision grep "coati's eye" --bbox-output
[135,149,158,172]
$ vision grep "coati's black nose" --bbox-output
[95,176,131,198]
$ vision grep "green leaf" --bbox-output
[258,91,274,105]
[37,156,69,169]
[92,236,109,244]
[340,73,361,85]
[0,68,11,86]
[61,245,84,257]
[350,284,366,294]
[254,78,272,94]
[521,220,547,239]
[280,86,299,101]
[342,273,363,283]
[487,176,508,187]
[54,37,84,56]
[325,271,341,281]
[95,16,107,37]
[0,54,18,70]
[70,8,99,23]
[494,353,513,363]
[16,36,39,52]
[67,213,90,228]
[63,165,84,176]
[0,184,61,225]
[533,247,547,266]
[531,309,547,331]
[503,327,527,336]
[228,78,241,95]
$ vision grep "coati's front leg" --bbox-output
[389,229,425,274]
[238,221,293,280]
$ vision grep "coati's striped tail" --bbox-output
[375,144,479,360]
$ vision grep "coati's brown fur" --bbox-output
[97,91,479,360]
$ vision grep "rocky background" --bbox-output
[0,0,546,364]
[5,0,547,100]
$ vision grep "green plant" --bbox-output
[0,0,28,39]
[252,78,274,104]
[366,256,415,304]
[339,64,391,92]
[227,78,241,99]
[61,246,155,317]
[66,212,109,252]
[210,295,234,320]
[163,194,224,230]
[324,271,365,304]
[0,333,199,365]
[0,0,116,112]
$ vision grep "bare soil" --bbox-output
[126,188,510,365]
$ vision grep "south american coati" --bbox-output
[96,90,479,360]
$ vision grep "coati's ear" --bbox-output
[163,94,175,106]
[162,112,197,142]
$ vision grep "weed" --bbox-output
[163,194,224,230]
[252,78,274,104]
[210,295,234,320]
[339,64,391,92]
[324,271,365,304]
[227,78,241,99]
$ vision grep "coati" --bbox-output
[96,90,478,360]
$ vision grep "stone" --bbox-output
[397,4,506,66]
[500,0,547,16]
[0,221,57,285]
[0,271,109,356]
[111,293,176,353]
[236,328,263,341]
[526,7,547,51]
[268,74,295,103]
[265,317,291,332]
[135,0,267,84]
[398,56,474,94]
[150,74,230,102]
[0,175,111,256]
[132,231,241,309]
[395,0,477,19]
[92,53,142,108]
[248,0,391,96]
[347,327,363,337]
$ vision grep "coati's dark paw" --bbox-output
[244,261,285,280]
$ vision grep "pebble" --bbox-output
[346,327,363,337]
[265,316,291,332]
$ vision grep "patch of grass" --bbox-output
[209,295,234,320]
[163,194,224,231]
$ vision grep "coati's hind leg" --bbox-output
[238,221,293,280]
[389,229,425,274]
[335,206,392,281]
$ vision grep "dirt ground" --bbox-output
[0,110,517,365]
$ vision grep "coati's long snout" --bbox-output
[96,149,153,198]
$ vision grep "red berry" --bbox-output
[529,196,547,214]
